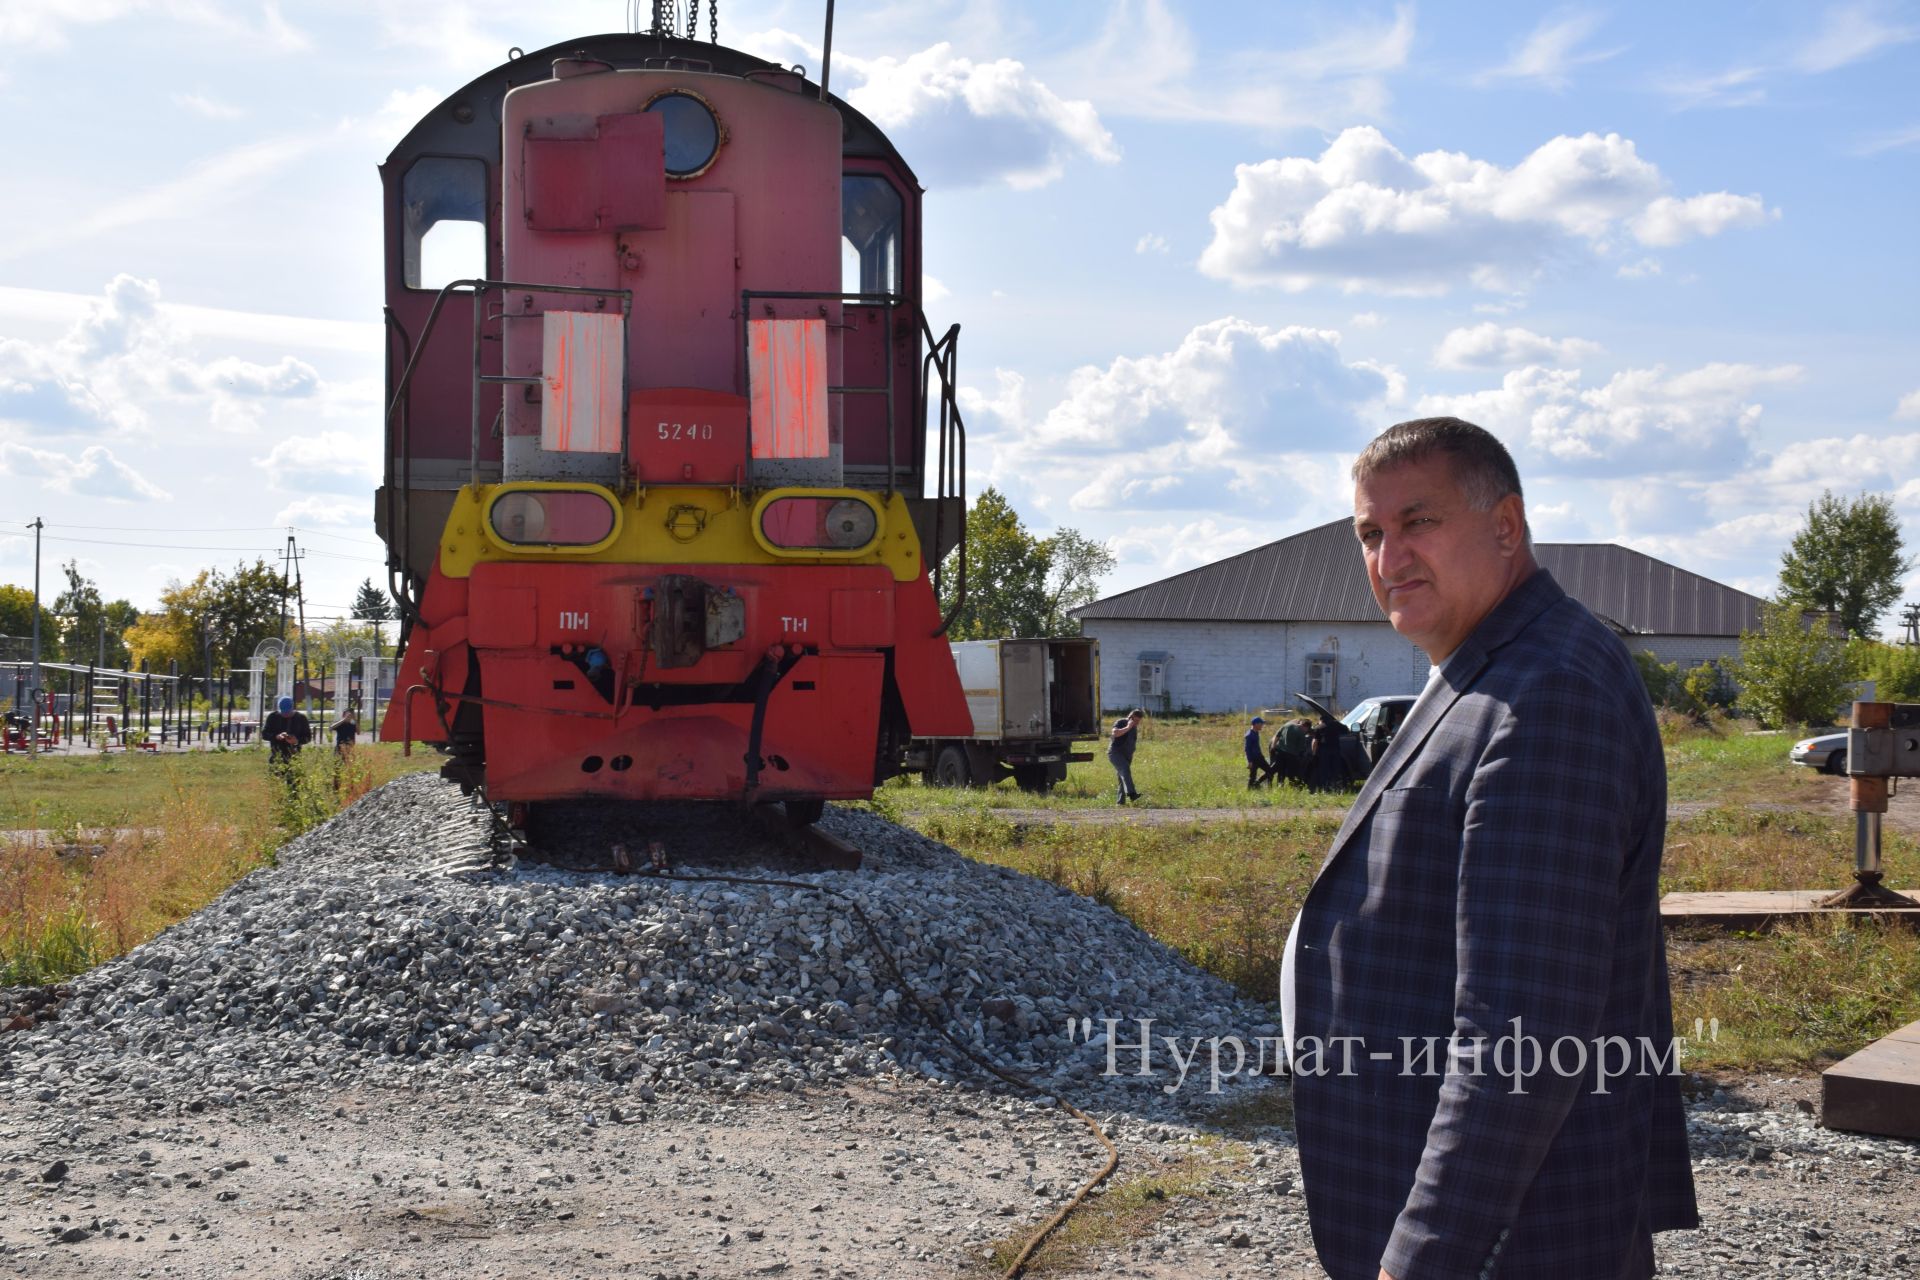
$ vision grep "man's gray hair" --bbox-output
[1351,417,1523,512]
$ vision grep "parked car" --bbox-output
[1790,731,1848,775]
[1291,692,1418,782]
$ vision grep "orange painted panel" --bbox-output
[748,318,829,459]
[541,310,625,454]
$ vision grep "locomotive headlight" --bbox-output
[821,499,877,548]
[753,491,883,557]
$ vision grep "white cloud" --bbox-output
[1855,122,1920,155]
[1415,360,1802,477]
[273,496,365,528]
[1794,2,1920,73]
[845,43,1117,189]
[1617,257,1662,279]
[1476,10,1624,90]
[958,369,1029,430]
[0,442,168,502]
[1054,0,1413,133]
[1199,127,1775,295]
[0,276,340,443]
[1432,324,1602,370]
[1897,389,1920,419]
[922,274,951,304]
[1135,233,1170,255]
[1103,517,1279,578]
[0,133,323,265]
[1631,193,1776,246]
[1349,311,1385,329]
[1031,317,1398,455]
[254,431,378,491]
[173,91,245,120]
[1656,65,1769,111]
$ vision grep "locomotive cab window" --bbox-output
[644,91,720,177]
[402,156,487,290]
[841,176,902,295]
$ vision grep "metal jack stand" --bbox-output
[1820,700,1920,1140]
[1820,700,1920,910]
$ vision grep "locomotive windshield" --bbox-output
[401,156,486,290]
[841,175,902,295]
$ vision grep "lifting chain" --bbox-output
[710,0,719,44]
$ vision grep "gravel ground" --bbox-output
[1,774,1916,1277]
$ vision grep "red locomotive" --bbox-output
[376,16,971,826]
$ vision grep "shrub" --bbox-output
[1731,601,1858,728]
[1854,640,1920,703]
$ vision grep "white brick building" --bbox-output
[1072,519,1766,716]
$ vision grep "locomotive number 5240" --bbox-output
[657,421,714,442]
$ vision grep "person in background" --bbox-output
[262,695,311,777]
[1107,708,1145,805]
[1244,715,1276,788]
[1306,710,1350,794]
[1273,716,1312,786]
[331,704,359,758]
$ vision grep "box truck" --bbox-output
[906,637,1100,791]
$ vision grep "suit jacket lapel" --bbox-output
[1313,568,1567,878]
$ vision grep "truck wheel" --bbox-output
[933,745,973,788]
[1012,764,1053,794]
[784,798,826,827]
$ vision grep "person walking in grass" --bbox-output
[1107,708,1144,805]
[262,695,311,783]
[1244,715,1277,788]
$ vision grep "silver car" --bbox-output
[1789,732,1848,775]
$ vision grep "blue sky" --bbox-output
[2,1,1917,636]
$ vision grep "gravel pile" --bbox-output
[0,774,1275,1107]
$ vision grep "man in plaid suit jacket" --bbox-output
[1288,417,1698,1279]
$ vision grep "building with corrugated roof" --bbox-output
[1070,518,1765,715]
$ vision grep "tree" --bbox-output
[351,579,396,656]
[1731,600,1859,728]
[937,489,1115,640]
[123,560,288,677]
[0,585,58,663]
[1038,528,1118,635]
[50,562,139,669]
[1777,490,1916,639]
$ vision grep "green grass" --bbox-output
[898,717,1920,1076]
[0,745,438,986]
[1671,920,1920,1071]
[1661,715,1832,806]
[0,744,436,832]
[881,714,1354,815]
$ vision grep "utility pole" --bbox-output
[28,516,42,757]
[287,532,312,719]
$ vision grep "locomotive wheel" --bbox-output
[1012,764,1054,794]
[933,745,973,788]
[784,798,826,827]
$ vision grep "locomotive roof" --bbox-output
[381,32,920,190]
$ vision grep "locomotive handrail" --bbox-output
[738,288,900,499]
[920,317,967,637]
[382,277,634,574]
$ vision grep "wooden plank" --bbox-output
[1822,1023,1920,1140]
[1660,890,1920,931]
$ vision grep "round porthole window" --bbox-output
[645,90,721,178]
